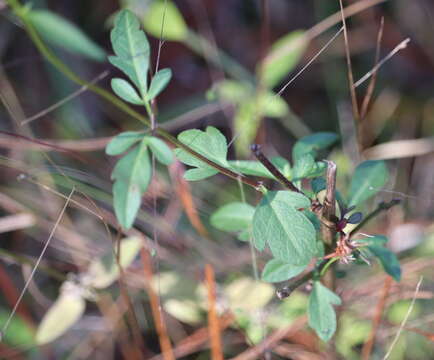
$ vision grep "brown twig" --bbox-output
[140,248,175,360]
[361,276,393,360]
[360,17,384,120]
[251,144,301,193]
[170,162,209,238]
[205,264,224,360]
[338,0,360,125]
[149,314,234,360]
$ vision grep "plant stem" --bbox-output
[320,161,337,289]
[6,0,262,190]
[251,144,302,193]
[350,199,401,237]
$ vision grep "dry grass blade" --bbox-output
[360,17,385,120]
[140,248,175,360]
[383,276,423,359]
[205,264,224,360]
[361,276,392,360]
[363,137,434,160]
[0,213,35,233]
[355,38,411,88]
[170,162,209,238]
[338,0,360,123]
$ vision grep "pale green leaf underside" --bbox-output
[36,290,86,345]
[86,236,143,288]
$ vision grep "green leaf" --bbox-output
[143,0,188,41]
[112,139,152,229]
[174,126,230,180]
[0,309,35,347]
[28,10,106,62]
[36,283,86,344]
[109,9,150,97]
[261,259,307,283]
[86,236,143,288]
[210,80,250,104]
[229,157,291,179]
[260,30,308,87]
[311,177,326,193]
[348,160,389,207]
[354,235,388,246]
[145,136,173,165]
[183,168,217,181]
[261,92,289,118]
[308,281,341,342]
[234,100,260,156]
[368,245,401,281]
[292,153,316,180]
[106,131,144,155]
[252,191,316,265]
[111,78,144,104]
[292,132,339,161]
[147,68,172,100]
[210,202,255,232]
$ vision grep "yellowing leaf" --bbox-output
[143,0,188,41]
[85,236,142,289]
[35,282,86,345]
[260,31,308,87]
[225,277,274,311]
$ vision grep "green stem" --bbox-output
[6,0,262,190]
[319,257,339,278]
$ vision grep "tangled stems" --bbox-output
[5,0,262,191]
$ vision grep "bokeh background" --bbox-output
[0,0,434,359]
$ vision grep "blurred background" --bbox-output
[0,0,434,359]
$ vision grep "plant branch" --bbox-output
[5,0,262,190]
[350,199,401,237]
[250,144,302,193]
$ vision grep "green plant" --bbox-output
[4,0,404,348]
[103,8,401,343]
